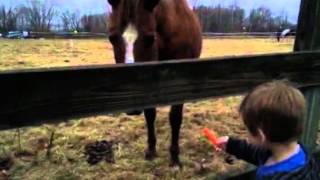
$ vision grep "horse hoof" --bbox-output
[126,110,143,116]
[145,149,157,160]
[169,159,182,168]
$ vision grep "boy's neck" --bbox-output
[265,141,299,165]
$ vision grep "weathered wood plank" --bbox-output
[294,0,320,51]
[0,51,320,130]
[300,88,320,150]
[203,32,295,39]
[294,0,320,151]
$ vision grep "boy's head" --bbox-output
[239,81,306,144]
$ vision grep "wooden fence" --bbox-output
[24,32,287,39]
[202,32,295,39]
[0,51,319,180]
[29,32,107,39]
[0,0,319,179]
[0,51,320,131]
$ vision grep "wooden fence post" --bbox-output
[300,88,320,150]
[294,0,320,151]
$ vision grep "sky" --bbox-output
[1,0,301,23]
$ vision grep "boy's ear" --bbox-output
[144,0,160,11]
[108,0,121,8]
[257,129,266,143]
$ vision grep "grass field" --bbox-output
[0,38,295,179]
[0,38,293,70]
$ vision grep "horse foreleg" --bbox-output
[144,108,157,160]
[169,104,183,167]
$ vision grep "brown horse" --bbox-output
[107,0,202,166]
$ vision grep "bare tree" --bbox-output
[16,6,30,30]
[0,6,6,31]
[61,11,81,31]
[81,13,107,33]
[69,11,81,31]
[61,11,71,31]
[0,5,18,32]
[24,0,56,32]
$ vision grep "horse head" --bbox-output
[107,0,160,63]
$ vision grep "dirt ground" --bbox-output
[0,38,295,179]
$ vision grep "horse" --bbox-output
[107,0,202,166]
[276,29,294,42]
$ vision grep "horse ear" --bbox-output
[144,0,160,11]
[108,0,120,8]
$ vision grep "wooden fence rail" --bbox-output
[0,0,317,179]
[29,32,107,39]
[20,32,288,39]
[203,32,295,38]
[1,51,320,130]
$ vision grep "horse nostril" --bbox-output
[143,35,155,46]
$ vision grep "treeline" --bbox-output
[195,5,295,32]
[0,1,295,34]
[0,1,107,33]
[1,1,57,33]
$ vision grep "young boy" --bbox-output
[216,81,320,179]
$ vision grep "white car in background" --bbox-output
[6,31,23,39]
[6,31,29,39]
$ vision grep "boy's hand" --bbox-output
[214,136,229,152]
[202,128,229,152]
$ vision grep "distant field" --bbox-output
[0,38,294,179]
[0,39,114,70]
[0,38,293,70]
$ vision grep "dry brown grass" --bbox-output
[201,38,293,58]
[0,38,293,70]
[0,39,114,70]
[0,38,294,180]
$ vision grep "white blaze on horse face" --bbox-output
[123,25,137,64]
